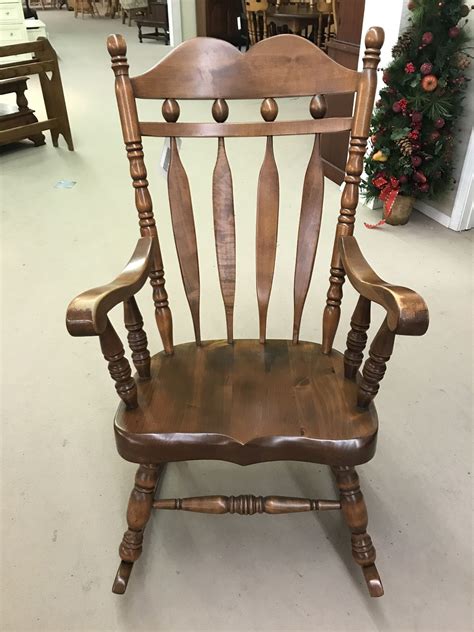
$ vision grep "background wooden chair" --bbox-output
[67,29,429,598]
[244,0,269,45]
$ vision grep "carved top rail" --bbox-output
[130,35,360,100]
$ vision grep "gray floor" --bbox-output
[1,10,473,632]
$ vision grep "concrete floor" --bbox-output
[1,10,473,632]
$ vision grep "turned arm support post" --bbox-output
[340,235,429,407]
[66,237,155,407]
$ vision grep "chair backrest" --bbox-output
[107,30,384,356]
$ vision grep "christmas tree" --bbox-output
[363,0,472,215]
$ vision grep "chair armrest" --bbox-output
[66,237,154,337]
[339,236,429,336]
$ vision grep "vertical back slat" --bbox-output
[213,137,236,343]
[292,134,324,343]
[256,134,279,343]
[168,137,201,344]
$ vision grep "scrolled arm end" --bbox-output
[340,235,429,336]
[66,237,154,337]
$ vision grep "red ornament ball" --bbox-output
[392,101,402,113]
[420,62,433,75]
[411,111,423,124]
[411,155,423,168]
[434,117,446,129]
[421,74,438,91]
[422,31,434,45]
[448,26,460,38]
[382,70,391,84]
[399,174,409,184]
[418,183,430,193]
[430,130,441,142]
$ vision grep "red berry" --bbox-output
[420,62,433,75]
[434,117,445,129]
[411,111,423,124]
[411,155,423,167]
[448,26,460,38]
[430,130,441,142]
[408,0,417,9]
[422,31,434,45]
[383,70,391,84]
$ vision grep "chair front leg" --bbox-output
[113,463,165,594]
[332,466,384,598]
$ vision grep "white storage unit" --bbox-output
[0,0,29,63]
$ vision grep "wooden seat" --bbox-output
[67,30,429,599]
[115,340,378,466]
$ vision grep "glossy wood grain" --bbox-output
[124,296,151,379]
[154,495,341,514]
[212,135,236,343]
[322,27,384,354]
[66,237,154,337]
[131,34,359,100]
[168,137,201,344]
[64,29,431,598]
[293,134,324,343]
[107,34,173,355]
[256,134,279,343]
[340,236,429,336]
[139,116,353,139]
[114,340,378,466]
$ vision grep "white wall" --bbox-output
[180,0,197,40]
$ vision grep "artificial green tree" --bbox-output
[363,0,471,215]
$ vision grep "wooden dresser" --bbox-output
[0,0,28,63]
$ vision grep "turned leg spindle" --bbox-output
[332,466,383,597]
[344,295,371,380]
[124,296,151,379]
[358,318,395,408]
[99,319,137,409]
[113,463,164,594]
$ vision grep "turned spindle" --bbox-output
[322,28,384,354]
[154,495,341,515]
[124,296,151,379]
[107,34,173,355]
[332,465,383,597]
[99,319,137,409]
[344,295,371,380]
[358,318,395,408]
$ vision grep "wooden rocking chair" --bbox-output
[66,29,429,598]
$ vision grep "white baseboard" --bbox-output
[414,200,451,228]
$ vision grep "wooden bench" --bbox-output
[0,38,73,150]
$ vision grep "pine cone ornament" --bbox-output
[397,137,413,156]
[392,29,414,57]
[453,52,471,70]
